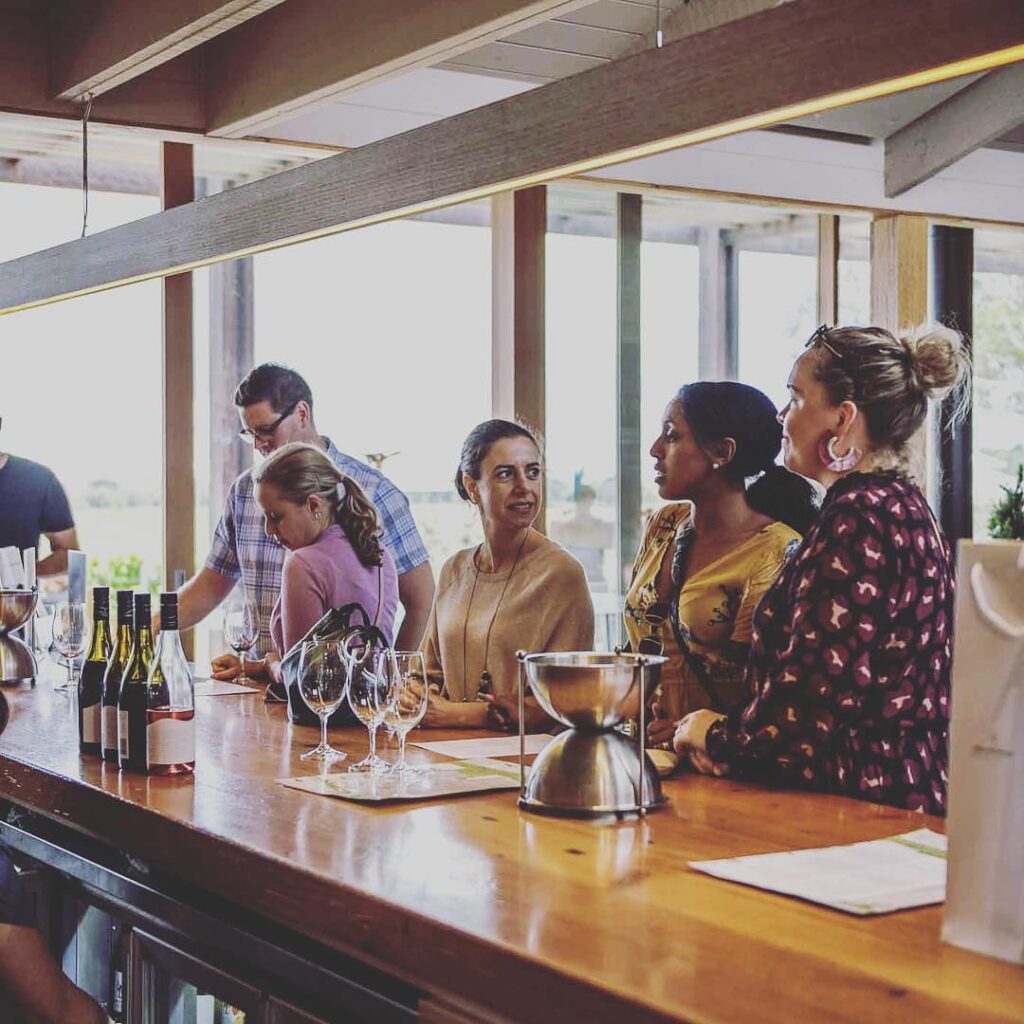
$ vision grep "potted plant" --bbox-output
[988,464,1024,540]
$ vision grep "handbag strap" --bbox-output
[665,522,730,713]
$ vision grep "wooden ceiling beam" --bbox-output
[49,0,287,102]
[2,0,1024,314]
[884,62,1024,196]
[0,12,205,132]
[204,0,596,138]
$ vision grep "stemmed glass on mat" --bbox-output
[378,650,428,773]
[297,639,348,764]
[345,633,390,773]
[224,597,260,686]
[52,602,87,691]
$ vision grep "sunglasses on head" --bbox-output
[804,324,843,361]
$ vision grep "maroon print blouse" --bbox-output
[706,472,953,815]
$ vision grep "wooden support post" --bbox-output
[870,212,929,487]
[616,193,642,605]
[817,214,840,325]
[208,254,254,539]
[491,186,547,530]
[870,214,928,332]
[698,229,737,380]
[161,142,195,652]
[931,225,973,545]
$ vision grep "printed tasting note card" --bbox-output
[689,829,947,915]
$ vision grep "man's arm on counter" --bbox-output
[154,566,236,635]
[395,561,435,651]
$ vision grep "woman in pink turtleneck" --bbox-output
[212,442,398,683]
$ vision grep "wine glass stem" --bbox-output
[368,723,378,760]
[67,660,74,688]
[398,731,408,770]
[320,712,329,752]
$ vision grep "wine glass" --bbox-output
[52,602,87,691]
[344,634,390,773]
[297,639,348,764]
[377,650,428,774]
[224,597,259,686]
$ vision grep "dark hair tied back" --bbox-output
[677,381,819,536]
[456,419,540,501]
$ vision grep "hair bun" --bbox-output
[899,322,971,399]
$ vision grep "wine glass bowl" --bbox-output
[52,602,87,692]
[344,632,390,773]
[224,598,260,686]
[378,650,428,773]
[297,639,348,764]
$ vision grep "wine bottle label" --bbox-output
[82,703,101,744]
[102,706,118,751]
[147,716,195,767]
[118,711,129,758]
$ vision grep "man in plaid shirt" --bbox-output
[167,364,434,660]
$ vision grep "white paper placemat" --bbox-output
[277,758,523,803]
[689,828,947,915]
[195,680,261,697]
[409,734,553,760]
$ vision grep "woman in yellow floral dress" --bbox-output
[625,382,818,750]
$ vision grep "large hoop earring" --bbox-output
[819,434,862,473]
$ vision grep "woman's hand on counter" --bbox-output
[402,681,490,728]
[673,709,730,776]
[647,701,678,749]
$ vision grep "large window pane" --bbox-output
[545,188,618,607]
[252,212,491,577]
[838,215,871,326]
[972,227,1024,538]
[737,242,817,410]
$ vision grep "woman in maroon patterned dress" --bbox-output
[673,323,970,814]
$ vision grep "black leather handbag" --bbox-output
[269,602,372,726]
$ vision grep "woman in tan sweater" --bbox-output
[419,420,594,731]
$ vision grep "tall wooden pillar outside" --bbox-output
[931,225,974,545]
[870,213,929,489]
[491,186,547,531]
[698,228,738,380]
[817,214,840,325]
[616,193,642,604]
[161,142,195,654]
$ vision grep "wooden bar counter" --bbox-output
[0,681,1021,1024]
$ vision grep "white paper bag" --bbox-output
[943,540,1024,964]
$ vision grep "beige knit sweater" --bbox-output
[421,535,594,704]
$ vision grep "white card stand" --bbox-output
[943,540,1024,964]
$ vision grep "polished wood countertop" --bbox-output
[0,681,1021,1024]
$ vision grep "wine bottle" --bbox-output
[108,919,128,1023]
[146,592,195,776]
[118,593,153,773]
[102,590,133,765]
[78,587,111,755]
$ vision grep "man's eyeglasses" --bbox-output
[804,323,843,361]
[238,401,299,443]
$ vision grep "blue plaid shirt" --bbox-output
[206,439,428,655]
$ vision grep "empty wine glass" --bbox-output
[224,597,260,686]
[345,634,390,773]
[377,650,428,774]
[52,602,87,691]
[297,639,348,764]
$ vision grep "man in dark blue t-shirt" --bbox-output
[0,445,79,576]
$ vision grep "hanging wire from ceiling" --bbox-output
[80,93,93,238]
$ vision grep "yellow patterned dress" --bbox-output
[624,502,800,721]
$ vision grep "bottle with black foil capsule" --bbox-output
[146,593,195,775]
[107,919,128,1023]
[101,591,134,765]
[78,587,111,755]
[118,593,153,772]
